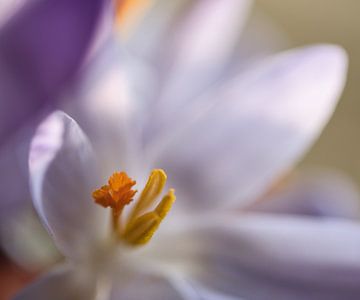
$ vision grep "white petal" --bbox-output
[154,45,348,211]
[152,213,360,299]
[109,273,185,300]
[14,265,96,300]
[29,111,107,259]
[250,168,360,219]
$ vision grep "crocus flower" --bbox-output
[17,1,360,298]
[7,0,360,299]
[14,37,360,299]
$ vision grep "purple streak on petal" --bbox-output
[0,0,111,145]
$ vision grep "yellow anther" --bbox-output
[123,189,176,246]
[155,189,176,220]
[128,169,167,223]
[92,169,175,246]
[122,212,160,245]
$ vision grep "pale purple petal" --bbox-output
[249,169,360,219]
[128,0,251,69]
[29,111,107,259]
[125,0,183,60]
[142,0,252,142]
[167,277,243,300]
[14,264,96,300]
[0,124,33,218]
[154,45,348,211]
[152,213,360,300]
[160,0,251,81]
[0,0,111,145]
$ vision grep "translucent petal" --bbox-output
[151,213,360,299]
[29,111,107,259]
[154,45,348,211]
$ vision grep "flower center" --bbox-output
[92,169,175,247]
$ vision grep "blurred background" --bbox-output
[254,0,360,182]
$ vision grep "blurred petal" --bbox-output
[0,0,111,145]
[168,277,242,300]
[227,9,289,70]
[116,0,154,37]
[0,125,33,218]
[29,111,107,259]
[161,0,251,82]
[142,0,252,140]
[153,213,360,300]
[0,0,26,27]
[65,38,147,179]
[110,273,185,300]
[155,45,348,211]
[14,265,96,300]
[249,169,360,219]
[0,208,59,271]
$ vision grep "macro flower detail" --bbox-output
[92,169,175,246]
[13,0,360,299]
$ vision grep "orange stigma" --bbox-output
[93,172,137,213]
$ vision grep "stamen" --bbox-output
[92,169,175,246]
[122,212,160,245]
[123,189,176,246]
[155,189,176,220]
[128,169,167,223]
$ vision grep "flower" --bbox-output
[17,38,360,300]
[11,1,360,299]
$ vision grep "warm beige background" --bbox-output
[254,0,360,181]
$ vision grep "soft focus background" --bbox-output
[255,0,360,182]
